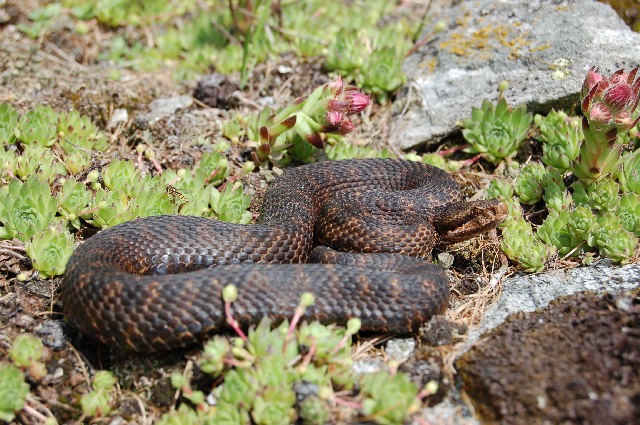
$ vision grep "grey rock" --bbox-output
[352,357,385,375]
[385,338,415,363]
[465,262,640,348]
[415,397,479,425]
[391,0,640,150]
[35,320,67,351]
[107,108,128,129]
[136,95,193,127]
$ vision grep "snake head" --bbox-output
[434,199,508,244]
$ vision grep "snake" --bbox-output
[62,158,506,352]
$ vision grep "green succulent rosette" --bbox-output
[462,98,533,164]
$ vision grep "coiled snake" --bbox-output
[63,158,506,352]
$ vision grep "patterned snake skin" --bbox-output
[63,158,506,352]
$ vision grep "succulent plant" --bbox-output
[25,221,75,278]
[101,159,142,197]
[326,31,363,74]
[0,175,57,241]
[572,178,620,213]
[566,206,598,248]
[8,334,46,380]
[501,218,552,272]
[250,77,369,164]
[573,67,640,180]
[199,337,230,376]
[360,47,406,103]
[514,162,545,204]
[326,139,394,161]
[162,172,212,217]
[131,185,177,218]
[64,150,92,175]
[210,184,252,224]
[580,67,640,135]
[299,396,330,425]
[595,213,637,264]
[81,371,117,417]
[486,178,514,200]
[618,193,640,237]
[0,103,18,144]
[193,151,230,187]
[0,363,29,422]
[57,178,92,229]
[15,104,58,146]
[15,144,66,181]
[0,145,17,180]
[462,98,533,164]
[618,149,640,194]
[535,109,582,171]
[542,168,572,211]
[537,209,582,257]
[486,178,522,218]
[58,110,108,152]
[88,189,136,228]
[360,371,419,425]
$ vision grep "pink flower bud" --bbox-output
[327,99,349,112]
[581,67,640,132]
[328,76,343,94]
[581,67,604,99]
[614,111,640,129]
[605,84,635,110]
[343,90,370,113]
[326,110,344,126]
[587,102,613,125]
[335,117,354,134]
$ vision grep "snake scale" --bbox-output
[62,158,506,352]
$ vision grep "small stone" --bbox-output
[107,108,128,129]
[136,95,193,127]
[352,357,385,375]
[385,338,415,363]
[293,380,319,403]
[436,252,454,269]
[14,313,35,328]
[35,320,66,351]
[615,296,633,311]
[420,315,455,346]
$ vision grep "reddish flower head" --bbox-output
[335,117,354,134]
[326,110,345,126]
[342,89,370,113]
[328,76,343,95]
[581,67,640,132]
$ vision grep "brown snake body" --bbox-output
[62,158,505,352]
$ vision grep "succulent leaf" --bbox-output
[501,218,551,271]
[0,176,57,241]
[0,103,18,144]
[462,98,533,163]
[210,184,251,224]
[536,109,583,171]
[514,162,545,204]
[618,193,640,236]
[595,213,637,264]
[25,221,75,277]
[0,363,29,422]
[360,371,419,425]
[15,105,58,146]
[618,149,640,194]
